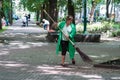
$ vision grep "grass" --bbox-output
[0,26,8,33]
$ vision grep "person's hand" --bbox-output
[65,34,69,40]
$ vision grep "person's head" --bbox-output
[42,19,45,23]
[66,15,73,25]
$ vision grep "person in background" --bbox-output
[5,18,9,26]
[28,14,31,21]
[54,15,76,67]
[42,19,50,30]
[22,14,26,27]
[1,17,6,27]
[25,14,28,27]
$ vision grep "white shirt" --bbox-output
[62,24,72,41]
[43,19,50,25]
[22,16,26,22]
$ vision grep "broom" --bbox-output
[43,10,92,62]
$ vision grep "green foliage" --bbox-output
[74,0,82,9]
[76,21,114,33]
[111,23,120,37]
[3,0,11,9]
[87,23,104,33]
[97,16,106,21]
[112,23,120,29]
[57,0,67,7]
[76,21,120,37]
[112,29,120,37]
[19,0,45,12]
[114,0,120,4]
[101,21,112,32]
[2,0,11,17]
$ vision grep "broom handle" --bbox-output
[43,10,55,23]
[43,9,75,46]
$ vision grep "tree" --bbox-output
[0,0,2,29]
[57,0,76,24]
[2,0,13,25]
[68,0,75,24]
[74,0,82,19]
[9,0,13,25]
[89,0,101,23]
[19,0,58,29]
[19,0,45,21]
[106,0,111,18]
[48,0,57,29]
[114,0,120,3]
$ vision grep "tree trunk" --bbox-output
[0,13,2,29]
[8,0,13,25]
[36,10,40,21]
[41,3,46,21]
[106,0,111,18]
[110,0,113,19]
[68,0,75,24]
[89,7,95,23]
[89,0,96,24]
[48,0,58,29]
[0,0,3,30]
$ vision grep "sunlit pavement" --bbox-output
[0,20,120,80]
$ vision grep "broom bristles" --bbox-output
[76,47,92,62]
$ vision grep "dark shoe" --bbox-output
[61,64,68,67]
[72,59,75,65]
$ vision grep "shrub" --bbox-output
[76,21,120,37]
[112,23,120,29]
[111,29,120,37]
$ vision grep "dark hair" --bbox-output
[66,15,73,21]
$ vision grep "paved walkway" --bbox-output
[0,19,120,80]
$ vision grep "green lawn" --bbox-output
[0,26,8,32]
